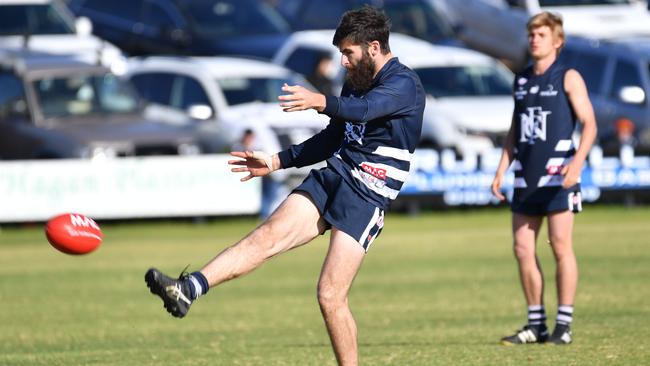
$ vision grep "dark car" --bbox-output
[66,0,291,59]
[0,50,226,160]
[559,36,650,155]
[274,0,460,46]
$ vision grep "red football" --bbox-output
[45,213,103,255]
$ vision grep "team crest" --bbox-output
[519,106,551,144]
[345,122,366,145]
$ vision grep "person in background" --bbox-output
[232,128,286,218]
[491,11,597,346]
[307,53,335,95]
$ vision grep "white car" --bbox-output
[125,56,330,178]
[273,30,515,156]
[0,0,127,74]
[442,0,650,70]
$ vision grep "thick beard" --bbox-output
[345,51,376,93]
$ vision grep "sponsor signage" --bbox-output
[0,155,261,222]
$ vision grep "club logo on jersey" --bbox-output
[518,77,528,85]
[520,106,551,144]
[540,84,559,97]
[530,85,540,94]
[344,122,366,145]
[361,163,387,180]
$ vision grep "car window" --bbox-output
[130,73,174,106]
[176,76,212,110]
[82,0,142,22]
[0,4,74,35]
[179,0,289,37]
[34,74,139,119]
[0,73,28,119]
[559,48,607,95]
[610,59,644,102]
[291,0,349,29]
[284,47,330,77]
[383,0,454,41]
[217,76,303,106]
[415,65,513,98]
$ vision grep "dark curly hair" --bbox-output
[332,5,391,54]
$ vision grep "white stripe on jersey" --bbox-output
[372,146,412,161]
[537,175,564,187]
[512,159,523,171]
[359,161,410,182]
[351,168,400,200]
[555,139,574,152]
[514,177,528,188]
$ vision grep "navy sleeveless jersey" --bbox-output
[512,61,579,201]
[279,58,426,210]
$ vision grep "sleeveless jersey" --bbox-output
[512,61,579,201]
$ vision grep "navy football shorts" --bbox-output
[511,187,582,216]
[294,168,384,252]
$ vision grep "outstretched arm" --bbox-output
[279,74,417,123]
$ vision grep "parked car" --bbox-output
[0,51,226,160]
[67,0,291,59]
[125,56,330,181]
[0,0,127,73]
[442,0,650,71]
[559,36,650,154]
[273,30,514,156]
[274,0,460,46]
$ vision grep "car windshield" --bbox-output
[539,0,630,6]
[415,65,513,98]
[0,4,74,36]
[180,0,289,37]
[34,73,140,119]
[217,76,304,106]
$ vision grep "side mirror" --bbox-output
[75,17,93,37]
[618,86,646,105]
[187,104,213,120]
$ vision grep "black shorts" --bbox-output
[511,188,582,216]
[294,168,384,252]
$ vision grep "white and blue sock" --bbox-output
[556,305,574,326]
[528,305,547,328]
[187,271,209,300]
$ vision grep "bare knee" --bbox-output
[317,282,347,314]
[548,236,574,261]
[513,240,536,263]
[244,221,288,258]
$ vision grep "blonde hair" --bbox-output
[527,11,565,51]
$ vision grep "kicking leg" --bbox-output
[145,192,327,317]
[317,228,365,366]
[199,192,327,287]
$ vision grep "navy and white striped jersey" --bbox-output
[512,61,579,200]
[278,57,426,210]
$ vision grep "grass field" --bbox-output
[1,206,649,366]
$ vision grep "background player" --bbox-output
[491,12,597,345]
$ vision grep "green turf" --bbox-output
[1,206,649,365]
